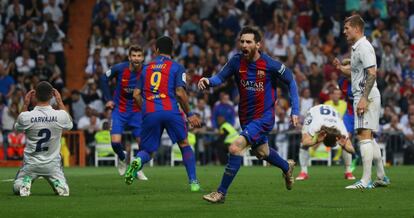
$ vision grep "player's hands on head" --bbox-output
[24,90,35,105]
[188,114,202,128]
[291,115,299,127]
[197,78,209,90]
[105,100,115,109]
[53,88,63,103]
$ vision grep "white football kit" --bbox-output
[13,105,73,196]
[350,36,381,131]
[302,104,348,139]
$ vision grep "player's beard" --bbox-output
[131,62,141,71]
[241,48,254,61]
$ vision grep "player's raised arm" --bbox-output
[272,62,300,126]
[21,89,35,112]
[333,58,351,77]
[197,56,238,90]
[53,89,67,112]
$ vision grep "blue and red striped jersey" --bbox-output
[209,53,299,126]
[105,62,141,113]
[138,56,186,115]
[338,76,354,115]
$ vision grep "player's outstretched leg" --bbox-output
[296,147,309,181]
[125,150,151,185]
[112,142,127,175]
[179,145,200,192]
[203,153,242,203]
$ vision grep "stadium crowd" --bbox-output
[0,0,69,160]
[1,0,414,165]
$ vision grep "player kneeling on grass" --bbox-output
[296,105,355,181]
[13,81,73,197]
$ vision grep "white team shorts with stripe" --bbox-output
[13,160,69,195]
[353,96,381,132]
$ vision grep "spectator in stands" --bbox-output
[402,114,414,143]
[324,88,347,117]
[0,50,15,76]
[274,105,290,160]
[43,0,63,26]
[70,90,86,127]
[307,62,324,99]
[212,92,236,129]
[15,49,35,75]
[0,62,15,101]
[7,130,25,160]
[400,104,414,127]
[1,96,19,160]
[382,114,404,132]
[44,19,65,75]
[299,88,313,119]
[382,73,401,106]
[402,58,414,81]
[194,98,212,129]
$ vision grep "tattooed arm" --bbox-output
[362,67,377,99]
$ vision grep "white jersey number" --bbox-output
[35,128,51,152]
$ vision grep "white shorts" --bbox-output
[353,96,381,132]
[13,160,69,195]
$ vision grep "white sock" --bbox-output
[342,150,352,173]
[372,139,386,180]
[359,139,374,186]
[299,147,309,174]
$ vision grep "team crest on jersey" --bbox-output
[257,70,265,78]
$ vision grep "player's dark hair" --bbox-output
[36,81,53,102]
[128,44,143,56]
[239,26,262,43]
[344,15,365,31]
[156,36,173,55]
[321,126,341,147]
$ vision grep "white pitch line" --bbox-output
[1,179,14,182]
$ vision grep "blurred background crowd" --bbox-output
[1,0,414,165]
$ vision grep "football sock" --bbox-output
[217,154,242,195]
[111,142,125,161]
[136,150,151,170]
[372,139,386,180]
[265,147,289,173]
[359,139,374,186]
[342,150,353,173]
[179,145,197,182]
[299,148,309,174]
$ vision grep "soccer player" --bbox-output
[296,104,355,180]
[103,45,147,180]
[13,81,73,196]
[296,87,356,181]
[333,15,389,189]
[126,36,202,191]
[198,26,299,203]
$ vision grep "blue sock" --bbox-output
[217,154,242,195]
[265,147,289,173]
[136,150,151,170]
[179,146,197,182]
[111,142,125,161]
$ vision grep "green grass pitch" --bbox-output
[0,165,413,218]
